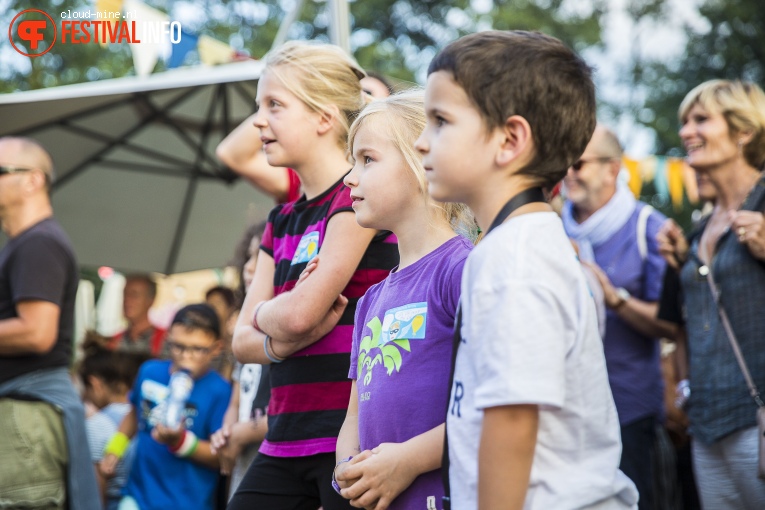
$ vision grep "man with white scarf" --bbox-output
[561,125,668,510]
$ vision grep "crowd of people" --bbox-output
[1,27,764,510]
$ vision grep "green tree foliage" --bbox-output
[640,0,764,155]
[3,0,606,91]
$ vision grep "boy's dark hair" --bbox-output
[79,331,149,390]
[428,30,596,188]
[125,273,158,299]
[171,303,221,339]
[205,286,236,308]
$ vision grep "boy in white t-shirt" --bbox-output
[415,30,639,510]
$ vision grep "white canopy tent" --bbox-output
[0,60,276,274]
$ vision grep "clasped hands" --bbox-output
[335,442,418,510]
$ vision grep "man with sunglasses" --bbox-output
[561,125,671,510]
[0,137,101,509]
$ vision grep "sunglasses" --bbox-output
[570,157,614,171]
[0,165,35,176]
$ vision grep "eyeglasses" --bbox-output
[570,157,615,171]
[166,341,214,357]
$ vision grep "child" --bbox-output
[415,31,639,509]
[100,304,231,510]
[328,91,473,509]
[210,222,270,498]
[79,333,148,510]
[228,41,398,510]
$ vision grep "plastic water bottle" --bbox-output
[164,370,194,429]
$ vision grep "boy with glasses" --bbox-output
[101,304,231,510]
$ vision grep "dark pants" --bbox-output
[620,415,657,510]
[227,452,353,510]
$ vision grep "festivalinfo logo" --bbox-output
[8,8,182,57]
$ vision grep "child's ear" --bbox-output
[496,115,535,169]
[317,105,341,136]
[210,339,223,357]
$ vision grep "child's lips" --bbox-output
[351,195,364,206]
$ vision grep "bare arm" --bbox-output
[479,405,538,510]
[100,406,138,476]
[335,381,361,490]
[232,252,275,364]
[216,113,291,202]
[612,298,680,339]
[258,212,377,348]
[584,262,679,339]
[0,300,60,355]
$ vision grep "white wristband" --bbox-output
[170,430,198,457]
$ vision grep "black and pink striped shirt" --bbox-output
[259,174,398,457]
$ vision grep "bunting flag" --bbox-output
[168,30,198,69]
[95,0,123,47]
[667,158,686,210]
[622,157,642,197]
[653,157,669,200]
[124,0,169,77]
[620,156,700,210]
[198,35,236,65]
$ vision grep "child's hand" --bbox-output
[215,422,248,475]
[295,256,320,287]
[338,443,417,510]
[99,453,119,477]
[210,424,231,454]
[151,423,185,447]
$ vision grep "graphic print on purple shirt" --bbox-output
[349,236,472,510]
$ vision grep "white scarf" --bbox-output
[561,181,637,262]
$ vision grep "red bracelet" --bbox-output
[168,429,187,453]
[252,301,266,333]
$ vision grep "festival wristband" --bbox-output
[104,431,130,458]
[252,301,266,333]
[332,456,353,495]
[168,430,199,458]
[264,335,283,364]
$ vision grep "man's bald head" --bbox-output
[0,137,55,187]
[590,125,623,161]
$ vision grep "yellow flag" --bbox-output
[622,157,642,197]
[667,158,685,210]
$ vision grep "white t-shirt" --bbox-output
[446,212,638,510]
[237,363,262,422]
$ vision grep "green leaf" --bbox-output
[381,344,403,374]
[393,339,411,352]
[367,317,383,346]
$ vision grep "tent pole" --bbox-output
[328,0,350,54]
[271,0,305,51]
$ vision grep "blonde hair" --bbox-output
[348,90,475,237]
[679,80,765,169]
[264,41,367,148]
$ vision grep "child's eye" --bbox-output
[435,116,446,127]
[364,156,374,165]
[270,100,281,108]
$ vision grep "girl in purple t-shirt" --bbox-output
[332,91,474,509]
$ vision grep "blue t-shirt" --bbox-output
[126,360,231,510]
[350,236,471,510]
[594,204,667,426]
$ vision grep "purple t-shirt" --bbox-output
[594,204,667,426]
[349,236,471,510]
